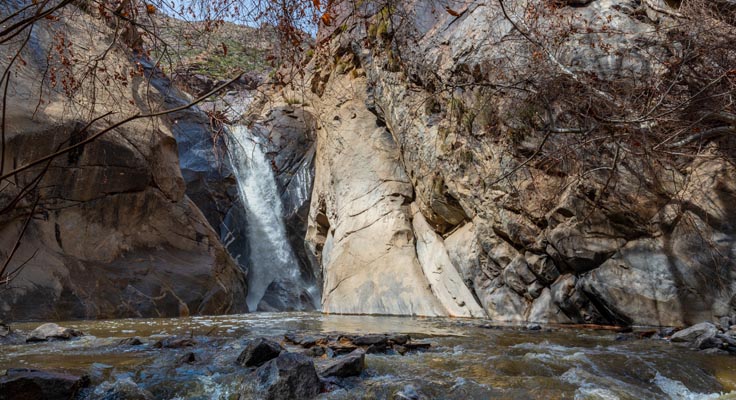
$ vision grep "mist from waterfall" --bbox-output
[227,124,319,312]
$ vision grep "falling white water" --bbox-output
[227,125,317,311]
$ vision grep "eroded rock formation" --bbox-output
[285,0,736,325]
[0,4,247,320]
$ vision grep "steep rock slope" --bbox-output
[0,4,247,320]
[294,0,736,324]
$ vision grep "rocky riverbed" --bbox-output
[1,313,736,399]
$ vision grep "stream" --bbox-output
[2,313,736,399]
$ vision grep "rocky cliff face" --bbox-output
[0,5,247,321]
[286,0,736,325]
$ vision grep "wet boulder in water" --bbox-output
[671,322,718,343]
[246,353,320,400]
[26,323,83,343]
[0,368,89,400]
[387,334,410,345]
[153,337,196,349]
[317,349,365,378]
[351,334,389,346]
[92,377,153,400]
[237,338,284,368]
[118,337,144,346]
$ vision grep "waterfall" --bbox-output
[227,124,319,312]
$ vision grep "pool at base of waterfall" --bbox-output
[1,313,735,399]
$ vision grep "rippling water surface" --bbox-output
[2,313,735,399]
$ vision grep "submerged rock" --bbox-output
[92,377,153,400]
[317,349,365,378]
[0,368,89,400]
[26,323,83,343]
[237,338,284,367]
[394,385,423,400]
[246,353,321,400]
[118,337,144,346]
[153,337,196,349]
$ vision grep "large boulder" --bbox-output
[0,369,89,400]
[671,322,719,343]
[26,323,82,343]
[245,353,321,400]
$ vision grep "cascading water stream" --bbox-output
[227,124,319,312]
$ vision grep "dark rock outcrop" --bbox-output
[317,349,365,378]
[246,353,321,400]
[236,338,284,367]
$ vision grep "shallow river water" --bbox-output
[2,313,736,399]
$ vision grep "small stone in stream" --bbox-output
[26,323,83,343]
[153,338,197,349]
[526,324,542,331]
[351,334,388,346]
[237,338,283,367]
[403,342,431,351]
[119,337,143,346]
[387,334,410,345]
[695,335,723,350]
[93,377,153,400]
[284,334,324,348]
[366,343,388,354]
[248,353,320,400]
[615,334,635,342]
[318,349,365,378]
[659,327,677,338]
[670,322,718,343]
[329,344,358,356]
[305,346,325,357]
[395,345,408,355]
[297,336,320,347]
[394,384,422,400]
[0,368,90,400]
[717,334,736,347]
[637,330,658,339]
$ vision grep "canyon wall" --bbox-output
[0,4,247,321]
[292,0,736,325]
